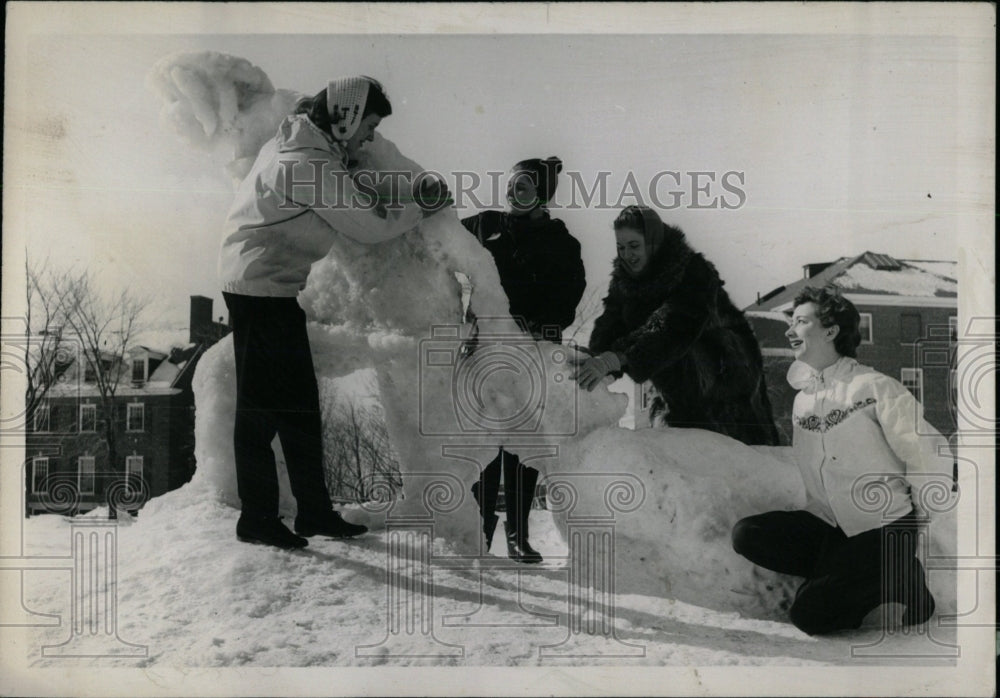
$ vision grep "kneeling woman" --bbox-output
[574,205,779,446]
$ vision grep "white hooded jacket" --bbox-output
[219,113,422,297]
[788,356,951,537]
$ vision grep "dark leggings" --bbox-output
[224,293,333,521]
[732,510,933,635]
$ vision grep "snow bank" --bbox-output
[547,427,804,617]
[548,427,957,619]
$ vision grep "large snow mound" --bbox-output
[549,427,957,618]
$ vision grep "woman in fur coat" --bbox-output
[574,205,779,446]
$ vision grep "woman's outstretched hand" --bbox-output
[415,175,452,217]
[570,350,622,391]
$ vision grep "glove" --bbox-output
[415,175,451,215]
[571,351,622,392]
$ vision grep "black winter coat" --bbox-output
[461,210,586,343]
[589,236,779,446]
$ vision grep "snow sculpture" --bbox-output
[150,51,626,556]
[150,52,955,619]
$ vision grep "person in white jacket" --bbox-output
[731,285,943,634]
[220,77,449,549]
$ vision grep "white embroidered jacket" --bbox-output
[788,356,951,537]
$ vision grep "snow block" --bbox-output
[549,426,957,620]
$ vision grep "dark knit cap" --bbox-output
[512,156,563,204]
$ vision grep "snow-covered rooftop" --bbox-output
[837,262,957,297]
[44,381,181,398]
[902,260,958,281]
[747,252,958,311]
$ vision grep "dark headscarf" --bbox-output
[614,205,694,280]
[512,156,563,205]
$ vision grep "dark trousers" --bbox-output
[731,510,932,635]
[223,293,333,521]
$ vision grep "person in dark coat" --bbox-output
[460,157,586,343]
[460,156,586,563]
[574,205,779,446]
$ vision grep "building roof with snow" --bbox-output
[745,251,957,312]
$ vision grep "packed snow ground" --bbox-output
[14,436,957,669]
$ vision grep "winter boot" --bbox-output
[471,450,502,550]
[237,515,308,549]
[503,453,543,564]
[899,558,936,627]
[294,510,368,539]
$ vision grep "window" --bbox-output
[900,313,922,344]
[78,456,95,495]
[79,404,96,432]
[640,383,651,411]
[949,316,958,342]
[901,368,924,403]
[126,403,145,432]
[125,455,144,494]
[32,457,49,494]
[84,361,97,383]
[858,313,873,344]
[33,403,51,432]
[132,358,146,383]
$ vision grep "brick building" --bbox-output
[25,296,229,516]
[625,252,957,441]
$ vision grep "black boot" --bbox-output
[503,452,543,564]
[471,450,502,550]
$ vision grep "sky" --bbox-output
[4,8,994,347]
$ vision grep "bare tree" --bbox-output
[24,256,73,424]
[54,270,150,517]
[321,382,401,503]
[564,284,606,347]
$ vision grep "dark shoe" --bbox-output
[900,587,936,627]
[294,511,368,539]
[505,523,543,564]
[237,516,308,550]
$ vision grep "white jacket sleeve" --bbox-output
[278,150,423,245]
[872,375,952,517]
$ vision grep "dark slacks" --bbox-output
[223,293,333,521]
[731,509,933,635]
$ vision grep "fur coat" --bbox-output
[589,228,779,445]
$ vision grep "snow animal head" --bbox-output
[146,51,303,181]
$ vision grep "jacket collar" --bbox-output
[609,231,696,300]
[787,355,857,391]
[276,114,349,166]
